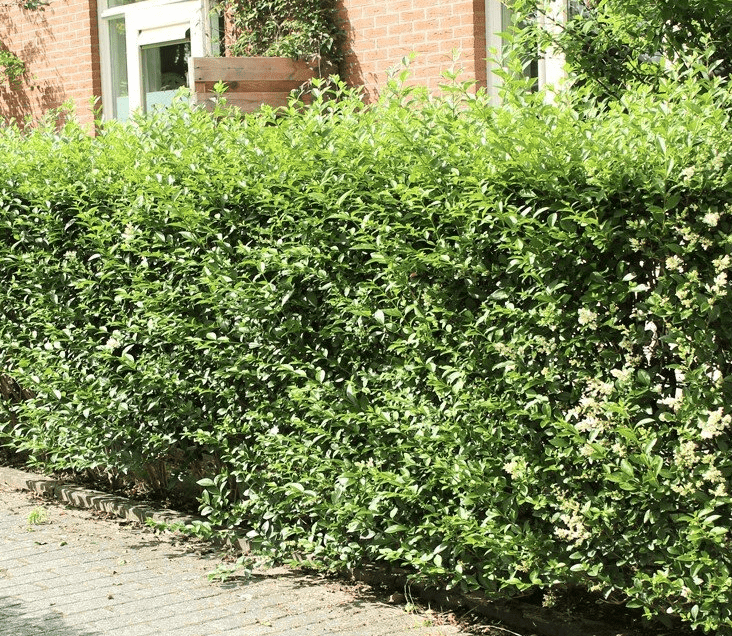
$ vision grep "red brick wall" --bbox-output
[0,0,486,125]
[0,0,101,128]
[338,0,487,101]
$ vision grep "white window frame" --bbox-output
[485,0,566,102]
[97,0,215,120]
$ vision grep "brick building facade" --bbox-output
[0,0,491,127]
[0,0,101,127]
[338,0,487,100]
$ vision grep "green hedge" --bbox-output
[1,77,732,632]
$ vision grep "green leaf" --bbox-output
[385,524,407,534]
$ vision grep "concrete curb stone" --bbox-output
[0,465,199,526]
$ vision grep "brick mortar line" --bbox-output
[82,586,228,624]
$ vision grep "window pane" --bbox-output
[141,40,190,112]
[108,16,129,120]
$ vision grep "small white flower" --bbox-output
[611,441,626,457]
[102,329,123,352]
[699,408,731,439]
[587,378,614,396]
[680,166,696,182]
[665,255,684,273]
[703,212,720,227]
[578,308,597,327]
[713,255,731,272]
[702,465,723,484]
[674,440,697,467]
[712,272,728,296]
[554,511,591,545]
[576,415,598,433]
[660,393,682,412]
[122,223,137,242]
[503,457,526,479]
[103,337,121,351]
[610,367,632,383]
[713,483,728,498]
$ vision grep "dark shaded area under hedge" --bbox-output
[1,78,732,632]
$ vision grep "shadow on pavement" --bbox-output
[0,596,100,636]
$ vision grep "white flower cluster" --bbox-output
[680,166,696,183]
[579,443,595,457]
[610,366,633,384]
[675,286,693,308]
[578,307,598,328]
[503,456,527,480]
[699,408,731,440]
[714,254,731,273]
[713,151,726,171]
[702,465,723,485]
[659,391,683,412]
[122,223,137,243]
[610,441,626,457]
[703,211,720,227]
[588,378,614,396]
[102,329,123,352]
[493,342,511,357]
[677,224,713,250]
[709,271,728,298]
[665,255,684,273]
[553,496,591,546]
[673,440,698,467]
[575,414,599,433]
[565,376,621,436]
[671,444,728,498]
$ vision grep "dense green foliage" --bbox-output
[221,0,342,66]
[513,0,732,99]
[1,76,732,632]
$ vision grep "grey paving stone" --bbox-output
[0,475,466,636]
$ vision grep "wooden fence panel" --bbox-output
[189,57,316,112]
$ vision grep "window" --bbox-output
[485,0,567,100]
[97,0,218,120]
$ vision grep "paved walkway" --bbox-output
[0,478,474,636]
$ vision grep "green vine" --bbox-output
[0,0,48,86]
[221,0,343,67]
[0,49,27,86]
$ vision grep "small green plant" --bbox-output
[208,555,257,583]
[27,507,48,526]
[0,50,27,86]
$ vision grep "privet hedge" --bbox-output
[1,77,732,632]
